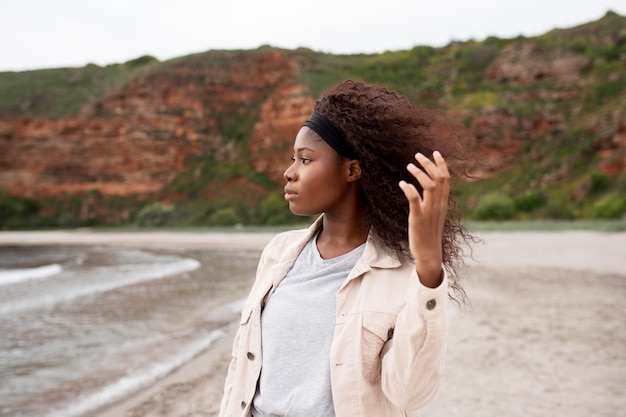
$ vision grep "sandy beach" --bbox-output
[1,229,625,416]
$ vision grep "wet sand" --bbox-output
[1,229,625,416]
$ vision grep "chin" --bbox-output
[289,205,318,217]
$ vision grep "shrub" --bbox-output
[0,192,40,229]
[209,207,240,226]
[589,172,610,194]
[513,190,546,213]
[542,197,576,220]
[460,91,499,110]
[135,203,174,227]
[0,195,38,219]
[600,44,619,61]
[457,45,499,74]
[569,38,590,54]
[484,36,510,48]
[260,194,292,225]
[473,193,515,220]
[585,194,625,219]
[124,55,159,67]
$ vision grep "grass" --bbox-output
[466,219,626,232]
[81,219,626,234]
[0,60,156,116]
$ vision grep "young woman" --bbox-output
[219,80,471,417]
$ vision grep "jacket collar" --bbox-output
[269,215,402,270]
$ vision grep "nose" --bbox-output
[284,161,296,182]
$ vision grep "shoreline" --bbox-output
[1,228,625,275]
[2,230,626,416]
[92,324,239,417]
[0,230,277,252]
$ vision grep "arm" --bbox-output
[398,151,450,287]
[379,268,449,410]
[380,151,449,410]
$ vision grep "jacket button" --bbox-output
[247,352,255,360]
[426,299,436,310]
[241,401,247,409]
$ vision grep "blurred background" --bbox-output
[0,1,625,229]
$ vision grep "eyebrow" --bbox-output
[295,147,315,153]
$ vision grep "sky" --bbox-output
[2,0,625,72]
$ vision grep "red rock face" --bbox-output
[249,84,316,185]
[0,50,313,201]
[0,116,202,198]
[592,115,626,175]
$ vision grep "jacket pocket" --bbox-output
[361,311,397,383]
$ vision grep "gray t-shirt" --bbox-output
[251,234,365,417]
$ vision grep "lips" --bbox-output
[284,187,297,201]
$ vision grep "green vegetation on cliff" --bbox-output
[0,55,158,116]
[0,12,624,228]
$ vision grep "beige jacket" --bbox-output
[218,217,450,417]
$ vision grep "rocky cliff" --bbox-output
[0,12,624,226]
[0,50,309,198]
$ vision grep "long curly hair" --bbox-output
[314,80,474,300]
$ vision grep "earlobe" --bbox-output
[347,160,362,182]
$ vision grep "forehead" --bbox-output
[294,126,329,151]
[293,127,346,164]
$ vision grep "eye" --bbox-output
[300,157,311,165]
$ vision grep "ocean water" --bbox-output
[0,245,259,417]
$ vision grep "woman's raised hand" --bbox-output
[398,151,450,288]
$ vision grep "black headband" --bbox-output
[303,112,356,159]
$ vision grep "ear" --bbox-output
[346,160,362,182]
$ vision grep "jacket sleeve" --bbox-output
[217,326,241,417]
[379,268,449,411]
[217,238,277,417]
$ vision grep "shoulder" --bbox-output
[264,227,310,251]
[258,225,316,263]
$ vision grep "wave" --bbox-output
[0,258,201,315]
[46,328,226,417]
[0,263,63,286]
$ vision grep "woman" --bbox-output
[219,80,471,417]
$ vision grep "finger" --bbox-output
[431,151,451,202]
[407,162,435,198]
[432,151,450,178]
[415,153,450,203]
[415,152,449,182]
[398,180,423,208]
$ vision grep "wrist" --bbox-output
[415,263,443,288]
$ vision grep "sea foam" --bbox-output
[0,258,200,315]
[46,328,225,417]
[0,263,62,286]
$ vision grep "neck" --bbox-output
[316,210,368,259]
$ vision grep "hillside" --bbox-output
[0,11,624,228]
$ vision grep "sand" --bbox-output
[1,229,625,417]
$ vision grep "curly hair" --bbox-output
[314,80,474,300]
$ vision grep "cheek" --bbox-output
[314,164,340,182]
[315,171,348,198]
